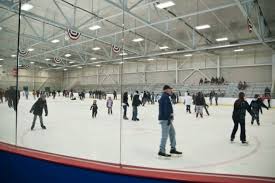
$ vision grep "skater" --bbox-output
[122,92,129,120]
[250,94,268,125]
[29,95,48,130]
[230,92,254,144]
[158,85,182,157]
[209,90,215,105]
[106,97,113,115]
[132,91,142,121]
[113,90,117,100]
[52,90,56,99]
[215,92,219,106]
[90,100,98,118]
[195,92,205,118]
[184,92,192,113]
[0,89,3,103]
[32,90,36,100]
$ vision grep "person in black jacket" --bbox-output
[158,85,182,157]
[122,92,129,120]
[195,92,205,118]
[250,94,269,125]
[132,91,141,121]
[90,100,98,118]
[230,92,254,144]
[30,95,48,130]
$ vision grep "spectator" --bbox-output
[238,81,243,90]
[199,78,203,85]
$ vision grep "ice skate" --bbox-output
[157,151,171,159]
[170,149,182,157]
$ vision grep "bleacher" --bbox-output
[70,82,272,98]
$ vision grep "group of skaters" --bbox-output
[0,87,20,111]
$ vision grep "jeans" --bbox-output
[132,106,138,120]
[159,120,176,153]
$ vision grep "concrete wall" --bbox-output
[61,47,272,89]
[0,67,62,90]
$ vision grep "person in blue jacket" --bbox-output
[158,85,182,157]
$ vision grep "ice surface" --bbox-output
[1,95,275,177]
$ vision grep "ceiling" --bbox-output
[0,0,274,70]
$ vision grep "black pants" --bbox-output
[204,105,209,116]
[92,110,97,118]
[231,118,246,142]
[123,105,127,118]
[251,110,260,125]
[186,105,191,113]
[108,107,112,114]
[215,98,218,106]
[268,99,271,108]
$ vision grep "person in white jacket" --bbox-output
[184,93,192,114]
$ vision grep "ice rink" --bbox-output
[1,94,275,178]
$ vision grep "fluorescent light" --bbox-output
[119,61,124,64]
[234,48,244,52]
[0,58,3,61]
[65,54,71,57]
[39,66,43,69]
[159,46,169,49]
[216,37,228,42]
[27,48,34,51]
[195,24,211,30]
[64,68,67,71]
[119,52,128,56]
[21,3,33,11]
[92,47,100,51]
[0,65,2,67]
[69,61,74,64]
[77,66,83,69]
[156,1,175,9]
[0,27,2,31]
[30,62,34,64]
[45,58,51,61]
[89,25,101,30]
[96,65,101,67]
[147,58,154,61]
[90,57,97,60]
[11,55,16,58]
[51,39,60,43]
[132,38,144,42]
[184,54,192,57]
[52,64,57,66]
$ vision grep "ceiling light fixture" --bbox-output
[132,38,144,42]
[90,57,97,60]
[92,47,100,51]
[147,58,154,61]
[21,3,33,11]
[11,55,16,58]
[0,58,4,61]
[89,25,101,30]
[64,68,67,71]
[45,58,51,61]
[65,54,71,57]
[195,24,210,30]
[234,48,244,52]
[156,1,175,9]
[30,62,34,64]
[51,39,60,43]
[216,37,228,42]
[119,52,128,56]
[77,66,83,69]
[159,46,169,49]
[27,48,34,51]
[69,61,74,64]
[96,65,101,67]
[184,54,192,57]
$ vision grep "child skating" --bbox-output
[106,97,113,115]
[90,100,98,118]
